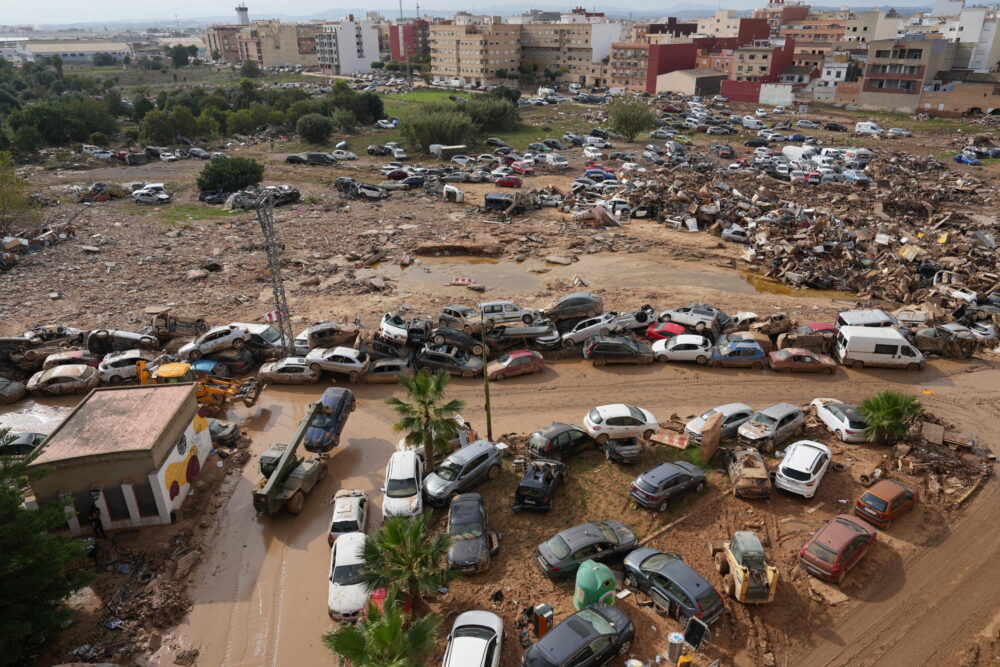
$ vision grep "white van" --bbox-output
[855,121,883,135]
[782,145,817,162]
[835,326,924,371]
[743,117,765,130]
[836,309,898,329]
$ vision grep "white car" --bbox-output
[327,489,368,545]
[810,398,867,443]
[26,364,100,396]
[258,356,322,384]
[393,148,408,160]
[327,532,370,621]
[887,127,912,137]
[330,150,357,160]
[132,187,171,204]
[376,119,396,129]
[795,119,819,129]
[652,334,712,363]
[451,155,474,165]
[774,440,831,498]
[159,151,178,162]
[178,325,250,361]
[583,146,603,160]
[773,105,786,114]
[443,610,504,667]
[583,403,658,444]
[304,347,370,382]
[379,313,408,344]
[561,313,619,347]
[755,108,768,117]
[98,349,155,384]
[381,162,404,175]
[382,450,424,518]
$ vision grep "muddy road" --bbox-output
[137,356,1000,666]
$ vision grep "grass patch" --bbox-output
[122,202,242,225]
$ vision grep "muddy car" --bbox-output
[738,402,805,452]
[913,324,978,358]
[27,364,100,396]
[23,325,86,347]
[544,291,604,322]
[0,376,27,404]
[293,321,359,356]
[438,305,491,333]
[145,306,208,341]
[603,437,643,463]
[86,329,159,356]
[726,448,771,499]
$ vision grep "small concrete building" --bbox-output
[656,68,727,96]
[27,384,212,535]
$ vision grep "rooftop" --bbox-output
[25,41,130,54]
[31,384,194,466]
[668,68,728,77]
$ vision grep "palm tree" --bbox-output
[386,369,465,464]
[323,588,440,667]
[360,514,456,603]
[860,390,922,445]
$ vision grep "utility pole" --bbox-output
[256,194,293,357]
[479,310,493,441]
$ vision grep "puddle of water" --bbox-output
[0,399,75,434]
[380,254,852,299]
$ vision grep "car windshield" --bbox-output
[385,477,417,498]
[518,485,543,498]
[528,433,549,451]
[781,466,811,482]
[806,540,838,564]
[772,349,792,360]
[626,406,645,421]
[578,608,614,634]
[311,413,337,429]
[860,493,888,512]
[497,354,510,365]
[434,461,463,482]
[454,625,495,640]
[451,519,484,540]
[635,478,658,494]
[696,588,722,611]
[699,408,718,420]
[546,536,570,559]
[330,519,359,533]
[751,413,778,428]
[597,522,619,544]
[258,326,283,343]
[332,563,363,586]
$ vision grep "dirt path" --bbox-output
[149,357,1000,666]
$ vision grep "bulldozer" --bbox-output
[136,360,263,412]
[253,401,328,515]
[709,531,778,604]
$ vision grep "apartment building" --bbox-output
[521,22,623,83]
[242,20,319,68]
[695,10,770,42]
[315,19,380,76]
[857,38,968,111]
[429,22,521,86]
[205,25,243,63]
[753,0,811,37]
[779,19,846,45]
[730,38,796,82]
[920,70,1000,114]
[390,20,430,62]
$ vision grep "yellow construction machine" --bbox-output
[136,360,263,411]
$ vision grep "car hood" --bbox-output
[685,416,707,434]
[382,494,421,517]
[739,422,772,440]
[327,582,369,614]
[449,537,487,566]
[177,342,195,356]
[423,473,452,498]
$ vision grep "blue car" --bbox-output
[304,387,356,453]
[707,341,766,369]
[584,168,614,181]
[400,175,425,189]
[787,133,806,142]
[190,359,232,377]
[842,169,870,183]
[954,153,981,165]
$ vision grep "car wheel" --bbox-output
[487,464,500,480]
[695,322,706,332]
[287,491,305,515]
[656,354,668,363]
[751,361,763,370]
[472,344,484,356]
[907,363,920,372]
[657,499,669,513]
[189,349,203,361]
[661,314,672,322]
[232,338,245,350]
[709,360,721,368]
[522,314,533,324]
[348,371,360,384]
[696,481,705,492]
[563,338,577,348]
[715,551,729,574]
[824,366,834,375]
[836,430,845,442]
[311,363,322,373]
[852,359,864,369]
[678,612,690,627]
[723,573,736,598]
[696,355,708,365]
[108,375,123,386]
[593,358,607,367]
[643,429,654,440]
[618,640,631,656]
[835,569,846,585]
[434,334,445,345]
[94,329,110,340]
[596,434,609,445]
[462,325,473,334]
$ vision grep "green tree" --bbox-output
[228,108,255,134]
[240,60,261,78]
[386,61,402,72]
[399,112,476,155]
[606,95,657,141]
[265,109,286,126]
[196,156,264,191]
[371,61,385,70]
[458,98,519,131]
[195,113,220,139]
[385,370,464,464]
[89,131,109,146]
[187,45,198,58]
[361,515,455,602]
[332,108,357,134]
[13,126,43,154]
[0,152,38,232]
[169,45,190,68]
[860,391,922,445]
[211,49,221,61]
[322,588,440,667]
[123,54,131,66]
[132,95,154,121]
[296,112,333,144]
[48,55,64,82]
[170,106,197,138]
[140,109,175,144]
[93,52,116,67]
[494,69,509,80]
[0,429,92,664]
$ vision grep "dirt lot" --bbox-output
[4,95,1000,666]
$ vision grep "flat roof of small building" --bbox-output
[31,384,194,466]
[26,42,130,54]
[664,68,728,77]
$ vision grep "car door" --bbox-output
[647,573,674,611]
[461,453,489,488]
[673,474,694,499]
[775,413,796,442]
[587,635,614,665]
[280,365,303,383]
[604,416,625,438]
[572,543,599,568]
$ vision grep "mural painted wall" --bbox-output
[156,413,212,512]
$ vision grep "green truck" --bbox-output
[253,401,329,515]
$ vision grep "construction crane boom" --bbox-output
[256,193,293,357]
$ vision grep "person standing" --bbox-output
[88,505,107,539]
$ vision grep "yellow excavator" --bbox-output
[136,360,263,411]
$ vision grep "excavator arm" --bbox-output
[252,400,323,514]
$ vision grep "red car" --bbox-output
[385,169,408,180]
[486,349,545,380]
[511,161,535,175]
[767,348,837,374]
[796,322,836,335]
[662,105,683,113]
[798,515,876,584]
[495,176,522,188]
[646,321,687,341]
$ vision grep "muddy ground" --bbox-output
[4,98,1000,667]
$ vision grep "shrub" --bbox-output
[459,98,519,132]
[296,113,333,144]
[240,60,261,78]
[399,111,476,153]
[89,131,109,146]
[140,109,174,145]
[606,95,658,141]
[332,109,357,134]
[196,156,264,192]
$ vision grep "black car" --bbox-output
[520,605,634,667]
[623,548,724,625]
[544,291,603,322]
[367,144,391,156]
[189,147,210,159]
[603,437,642,463]
[205,347,254,375]
[486,137,508,147]
[199,190,230,204]
[429,327,486,356]
[629,461,706,512]
[527,423,593,460]
[304,387,356,453]
[536,520,637,579]
[824,121,847,132]
[582,335,654,366]
[446,493,498,573]
[744,138,769,147]
[514,459,565,512]
[543,138,565,150]
[589,128,609,139]
[562,133,585,146]
[0,432,46,457]
[528,142,549,153]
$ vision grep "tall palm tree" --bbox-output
[360,514,456,603]
[323,588,440,667]
[386,369,465,464]
[860,390,922,445]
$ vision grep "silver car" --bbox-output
[737,402,805,452]
[562,313,619,347]
[684,402,754,444]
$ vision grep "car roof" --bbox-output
[642,462,692,484]
[446,440,495,463]
[450,494,484,524]
[866,479,911,500]
[535,422,579,438]
[816,515,872,549]
[671,334,707,345]
[760,402,800,418]
[320,387,352,406]
[784,440,829,471]
[561,521,610,548]
[45,365,91,379]
[334,532,366,565]
[278,356,308,367]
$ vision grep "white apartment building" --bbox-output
[316,19,379,76]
